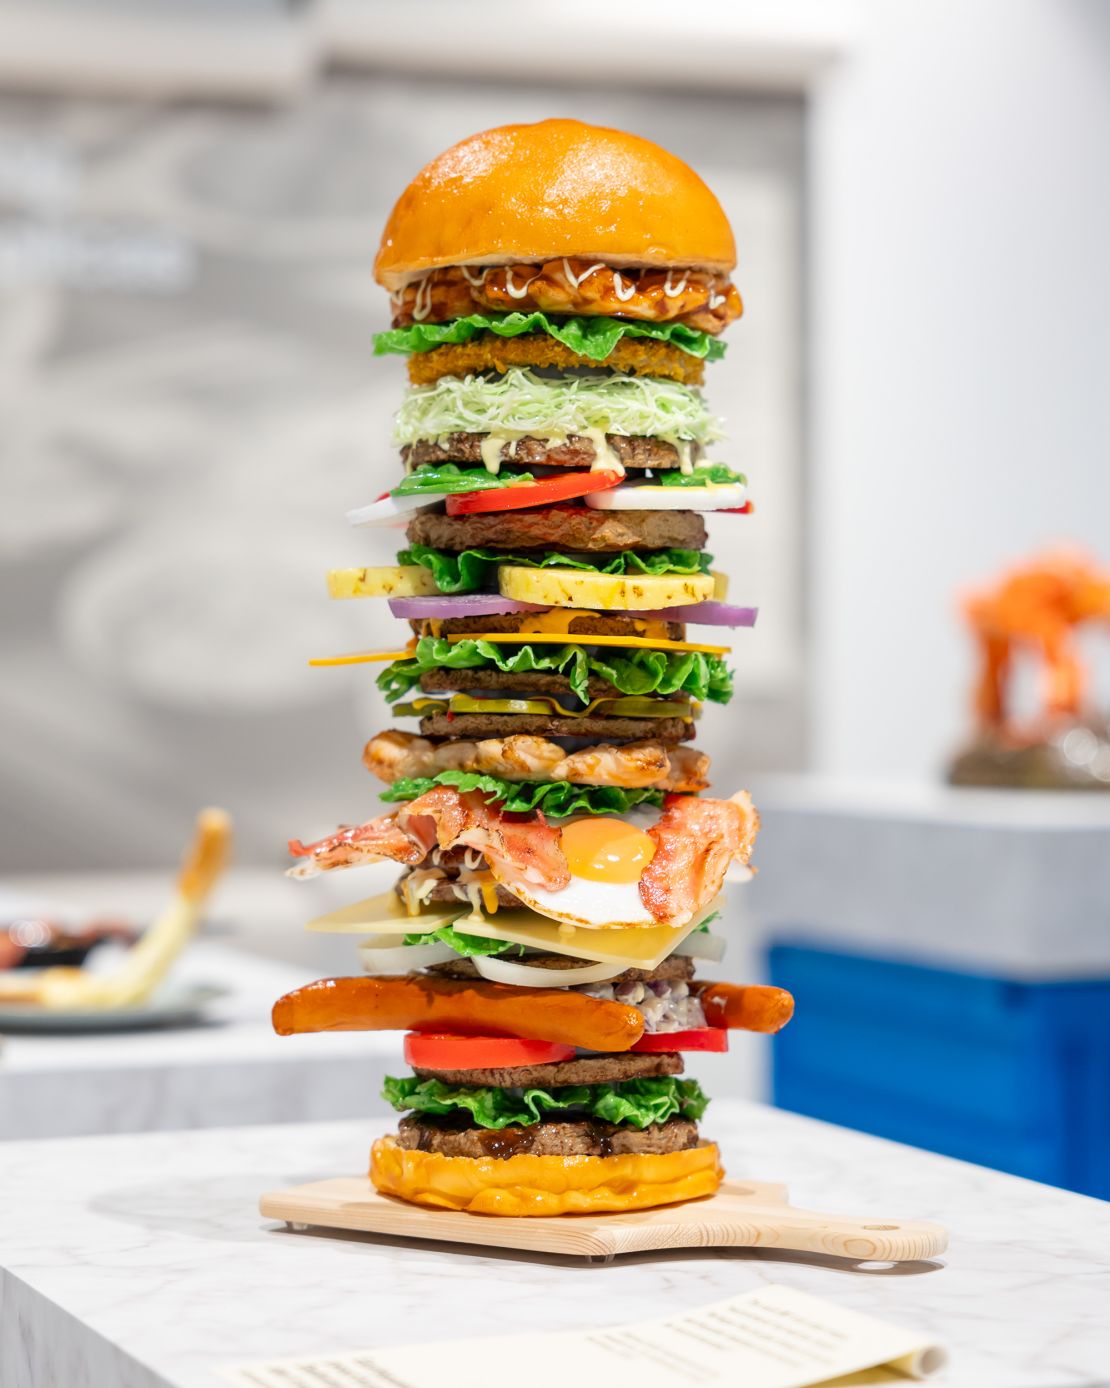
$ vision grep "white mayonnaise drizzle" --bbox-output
[460,266,489,288]
[479,434,506,473]
[578,426,625,477]
[412,276,434,322]
[663,271,689,298]
[561,260,605,290]
[503,268,539,300]
[612,271,637,302]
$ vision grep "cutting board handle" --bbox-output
[711,1202,949,1262]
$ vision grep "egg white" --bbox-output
[491,807,663,930]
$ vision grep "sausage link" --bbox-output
[694,982,794,1034]
[272,974,644,1051]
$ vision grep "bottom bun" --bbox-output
[370,1135,723,1216]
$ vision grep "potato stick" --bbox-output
[17,809,232,1012]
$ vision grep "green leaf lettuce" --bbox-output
[373,312,725,363]
[383,1075,710,1130]
[382,772,666,817]
[377,637,733,705]
[399,544,711,595]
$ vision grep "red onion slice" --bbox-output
[625,602,758,627]
[388,595,548,619]
[388,596,756,625]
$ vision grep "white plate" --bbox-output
[0,982,228,1034]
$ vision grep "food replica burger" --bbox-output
[273,120,795,1217]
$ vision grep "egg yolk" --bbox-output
[560,818,656,884]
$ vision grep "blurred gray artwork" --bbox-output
[0,71,803,870]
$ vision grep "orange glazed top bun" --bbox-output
[375,119,736,290]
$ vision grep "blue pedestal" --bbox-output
[768,942,1110,1199]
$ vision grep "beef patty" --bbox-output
[403,433,693,472]
[395,1114,700,1159]
[420,946,697,987]
[411,1050,683,1090]
[418,667,625,699]
[416,712,694,742]
[407,507,706,554]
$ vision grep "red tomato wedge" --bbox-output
[631,1028,729,1053]
[403,1032,576,1069]
[445,471,622,515]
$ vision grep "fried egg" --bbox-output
[493,807,663,929]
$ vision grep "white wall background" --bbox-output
[809,0,1110,779]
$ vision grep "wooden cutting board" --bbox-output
[260,1177,948,1264]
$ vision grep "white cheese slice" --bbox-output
[457,897,723,970]
[305,890,468,935]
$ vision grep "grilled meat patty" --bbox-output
[416,712,694,741]
[403,433,694,472]
[411,1050,683,1090]
[418,668,630,698]
[420,947,697,987]
[395,1114,700,1159]
[407,507,707,553]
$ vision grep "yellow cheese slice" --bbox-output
[457,898,721,969]
[512,609,671,641]
[305,890,468,935]
[327,566,438,599]
[445,632,729,656]
[498,566,716,611]
[310,648,415,667]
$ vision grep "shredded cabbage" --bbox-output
[393,367,723,448]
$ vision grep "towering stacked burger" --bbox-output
[273,120,794,1217]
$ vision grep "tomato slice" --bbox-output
[445,471,622,515]
[403,1032,576,1069]
[631,1028,729,1053]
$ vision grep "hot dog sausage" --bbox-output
[272,974,645,1051]
[694,982,794,1034]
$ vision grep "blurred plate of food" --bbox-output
[0,808,232,1032]
[0,980,229,1033]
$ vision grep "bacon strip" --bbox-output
[288,785,569,890]
[638,792,760,927]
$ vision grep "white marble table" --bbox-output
[2,1100,1107,1388]
[0,941,395,1140]
[745,775,1110,977]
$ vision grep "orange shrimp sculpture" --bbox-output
[963,550,1110,736]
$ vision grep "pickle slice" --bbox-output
[391,694,693,721]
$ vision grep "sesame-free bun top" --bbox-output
[374,119,736,289]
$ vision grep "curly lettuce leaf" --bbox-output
[382,771,665,817]
[392,464,533,496]
[377,637,733,705]
[373,312,725,363]
[399,544,711,595]
[658,464,747,487]
[403,923,525,957]
[382,1075,709,1130]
